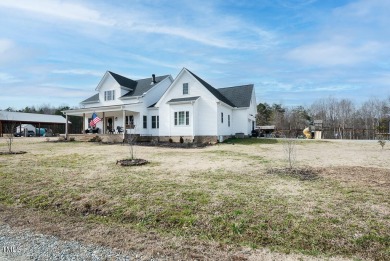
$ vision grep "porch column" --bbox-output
[122,109,126,139]
[82,113,85,133]
[38,123,41,137]
[102,112,105,134]
[65,114,69,140]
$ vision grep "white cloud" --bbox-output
[126,54,178,69]
[311,85,358,92]
[52,69,102,77]
[0,0,114,26]
[0,0,276,50]
[0,39,13,54]
[0,72,20,83]
[276,0,318,9]
[287,41,383,66]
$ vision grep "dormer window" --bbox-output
[183,83,189,95]
[104,90,115,101]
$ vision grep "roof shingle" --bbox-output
[218,84,253,107]
[185,68,253,108]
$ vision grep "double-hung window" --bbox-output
[228,115,230,127]
[183,83,189,95]
[174,111,189,126]
[221,112,224,123]
[152,115,159,129]
[104,90,115,101]
[125,115,134,126]
[143,115,147,129]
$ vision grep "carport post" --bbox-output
[122,109,126,140]
[82,113,85,133]
[65,114,69,140]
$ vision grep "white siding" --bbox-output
[216,103,233,136]
[97,75,121,107]
[158,70,219,137]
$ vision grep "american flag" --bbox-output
[89,112,101,127]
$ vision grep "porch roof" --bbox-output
[62,105,140,116]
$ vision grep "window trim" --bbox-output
[143,115,147,129]
[151,115,159,129]
[174,111,190,126]
[183,83,189,95]
[104,90,115,101]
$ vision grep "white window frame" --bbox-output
[152,115,159,129]
[104,90,115,101]
[125,115,134,126]
[143,115,147,129]
[174,111,189,126]
[183,83,189,95]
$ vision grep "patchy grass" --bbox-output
[0,140,389,260]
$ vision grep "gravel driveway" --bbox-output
[0,224,160,261]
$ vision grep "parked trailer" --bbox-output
[36,128,47,136]
[14,124,36,137]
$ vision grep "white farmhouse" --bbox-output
[63,68,257,142]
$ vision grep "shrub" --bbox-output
[378,140,386,150]
[89,136,102,142]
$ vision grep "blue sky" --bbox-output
[0,0,389,110]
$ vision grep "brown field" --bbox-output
[0,137,389,260]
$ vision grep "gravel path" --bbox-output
[0,224,161,261]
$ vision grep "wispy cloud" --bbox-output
[0,0,114,26]
[0,39,13,54]
[287,41,383,66]
[51,69,102,77]
[0,72,21,83]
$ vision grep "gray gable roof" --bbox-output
[81,93,99,104]
[109,71,138,89]
[82,72,170,103]
[120,74,170,98]
[218,84,254,107]
[186,68,253,108]
[186,69,236,107]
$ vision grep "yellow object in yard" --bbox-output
[303,127,311,139]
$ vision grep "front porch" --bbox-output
[62,105,143,139]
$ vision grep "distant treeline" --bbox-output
[257,96,390,140]
[3,96,390,140]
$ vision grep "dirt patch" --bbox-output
[319,166,390,189]
[116,158,149,166]
[267,167,320,181]
[0,151,27,155]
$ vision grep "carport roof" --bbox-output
[0,111,69,124]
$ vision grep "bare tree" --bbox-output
[336,99,355,139]
[1,113,16,153]
[283,138,297,169]
[125,127,138,160]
